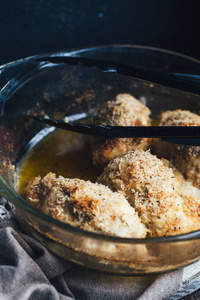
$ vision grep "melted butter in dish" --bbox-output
[18,129,100,197]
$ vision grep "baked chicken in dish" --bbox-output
[23,94,200,238]
[25,172,147,238]
[91,93,151,170]
[98,149,200,237]
[152,109,200,188]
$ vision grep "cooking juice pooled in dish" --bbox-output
[18,128,101,197]
[18,93,152,196]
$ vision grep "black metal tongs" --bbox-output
[29,56,200,146]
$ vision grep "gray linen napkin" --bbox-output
[0,217,184,300]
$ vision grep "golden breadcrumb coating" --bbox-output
[159,110,200,127]
[98,149,200,237]
[24,172,147,238]
[152,109,200,188]
[91,93,152,170]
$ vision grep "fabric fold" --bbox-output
[0,217,186,300]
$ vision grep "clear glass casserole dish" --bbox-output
[1,45,200,275]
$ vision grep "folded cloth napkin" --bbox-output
[0,216,195,300]
[0,216,190,300]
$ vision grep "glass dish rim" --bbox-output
[1,44,200,69]
[1,44,200,244]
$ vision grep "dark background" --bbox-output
[0,0,200,65]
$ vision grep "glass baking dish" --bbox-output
[1,45,200,275]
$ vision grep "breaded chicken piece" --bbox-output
[152,109,200,188]
[91,93,151,170]
[98,149,200,237]
[24,172,147,238]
